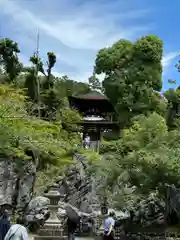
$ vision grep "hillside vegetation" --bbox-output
[1,35,180,204]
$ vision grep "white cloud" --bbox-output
[52,71,89,82]
[162,52,179,69]
[0,0,152,81]
[161,52,179,79]
[51,71,106,83]
[0,0,150,50]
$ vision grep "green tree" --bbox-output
[175,55,180,72]
[164,56,180,129]
[0,84,80,168]
[23,52,56,101]
[23,69,39,103]
[54,75,90,97]
[96,113,180,209]
[0,38,22,82]
[22,52,56,118]
[88,72,101,90]
[39,75,90,120]
[94,35,163,127]
[45,52,56,89]
[164,87,180,129]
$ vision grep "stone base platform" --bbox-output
[33,236,67,240]
[33,224,68,240]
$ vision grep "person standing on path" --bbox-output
[67,217,79,240]
[0,209,10,240]
[4,218,28,240]
[103,211,116,240]
[65,204,81,240]
[84,134,90,149]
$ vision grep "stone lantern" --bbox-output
[34,184,67,240]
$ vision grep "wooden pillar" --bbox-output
[97,126,100,152]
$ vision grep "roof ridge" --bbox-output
[73,90,108,100]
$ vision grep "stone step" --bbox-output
[38,229,65,236]
[40,224,65,230]
[34,236,68,240]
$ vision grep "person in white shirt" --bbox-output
[4,218,28,240]
[104,211,116,240]
[84,134,90,149]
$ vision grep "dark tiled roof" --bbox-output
[73,91,108,100]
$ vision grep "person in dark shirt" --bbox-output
[67,218,78,240]
[0,210,10,240]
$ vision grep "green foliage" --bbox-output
[54,75,90,97]
[43,52,57,89]
[23,52,56,105]
[59,107,82,132]
[23,55,42,103]
[29,55,45,76]
[24,71,39,102]
[96,113,180,209]
[0,37,90,185]
[78,149,100,164]
[94,35,164,127]
[21,53,90,122]
[0,84,79,169]
[34,165,64,195]
[1,35,180,213]
[164,87,180,129]
[40,89,64,120]
[0,38,22,81]
[175,56,180,72]
[162,55,180,130]
[88,73,101,90]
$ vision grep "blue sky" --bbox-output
[0,0,179,91]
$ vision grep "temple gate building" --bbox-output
[68,91,117,151]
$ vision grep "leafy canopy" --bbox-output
[95,113,180,209]
[0,84,80,168]
[94,35,164,127]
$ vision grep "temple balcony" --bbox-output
[82,113,115,122]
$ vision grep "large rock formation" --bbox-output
[0,160,36,212]
[50,153,100,214]
[122,192,166,231]
[0,161,17,207]
[129,198,165,227]
[41,153,100,236]
[24,196,50,232]
[0,153,99,234]
[0,159,51,230]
